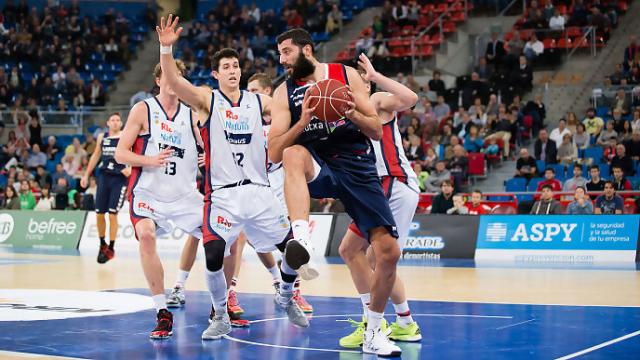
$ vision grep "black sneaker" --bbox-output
[150,309,173,339]
[97,244,108,264]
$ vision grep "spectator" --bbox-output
[485,138,500,156]
[130,87,152,106]
[62,137,87,178]
[355,31,374,57]
[448,145,468,191]
[563,163,588,193]
[423,147,438,171]
[3,186,20,209]
[326,4,343,34]
[566,187,594,214]
[466,190,491,214]
[523,34,544,60]
[623,36,640,71]
[566,111,580,134]
[51,163,72,188]
[485,33,505,67]
[444,135,461,160]
[505,30,524,70]
[405,135,425,162]
[428,71,446,96]
[523,94,546,134]
[534,129,558,164]
[611,165,632,191]
[84,176,98,197]
[463,125,484,153]
[623,131,640,160]
[586,165,606,196]
[530,184,562,214]
[549,8,566,30]
[557,133,578,164]
[446,194,469,215]
[425,161,451,192]
[412,163,429,192]
[618,120,633,142]
[610,144,635,176]
[583,108,604,138]
[44,135,62,160]
[537,167,563,192]
[549,118,571,147]
[486,104,513,158]
[594,181,623,214]
[18,179,35,210]
[34,186,54,211]
[633,108,640,132]
[596,120,618,147]
[431,180,455,214]
[391,0,409,26]
[474,56,493,81]
[83,133,97,156]
[511,55,533,91]
[35,165,52,189]
[26,143,47,170]
[88,78,105,106]
[27,110,41,148]
[574,123,590,150]
[515,148,537,178]
[433,95,450,122]
[611,88,630,115]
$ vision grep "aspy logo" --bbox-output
[0,213,14,243]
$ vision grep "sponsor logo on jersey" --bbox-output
[225,133,253,145]
[158,143,185,159]
[161,123,174,133]
[214,216,232,233]
[160,132,182,146]
[137,202,155,214]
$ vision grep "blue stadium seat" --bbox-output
[0,174,7,187]
[549,164,566,179]
[599,163,610,177]
[535,160,545,173]
[505,177,526,192]
[584,147,604,164]
[527,177,543,191]
[45,160,57,173]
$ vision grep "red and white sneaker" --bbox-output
[293,290,313,313]
[227,289,244,315]
[150,309,173,339]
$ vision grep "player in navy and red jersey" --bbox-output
[81,113,130,264]
[269,28,401,357]
[338,54,422,348]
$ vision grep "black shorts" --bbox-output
[307,147,398,241]
[95,173,127,214]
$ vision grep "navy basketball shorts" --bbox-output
[95,173,127,214]
[307,148,398,241]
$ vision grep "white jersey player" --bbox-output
[338,54,422,352]
[157,14,310,341]
[115,60,204,340]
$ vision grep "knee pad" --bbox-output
[204,240,226,272]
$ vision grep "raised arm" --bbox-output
[344,66,382,140]
[268,84,313,164]
[157,14,211,114]
[80,132,103,188]
[115,102,171,167]
[358,53,418,119]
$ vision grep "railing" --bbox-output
[591,85,640,109]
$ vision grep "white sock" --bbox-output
[205,269,228,314]
[175,270,189,288]
[393,301,414,326]
[291,220,310,242]
[267,265,281,283]
[367,309,384,331]
[360,293,371,320]
[152,294,167,312]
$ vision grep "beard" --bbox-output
[290,53,315,80]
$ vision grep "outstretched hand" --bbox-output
[156,14,183,47]
[356,53,378,82]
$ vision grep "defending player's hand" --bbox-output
[357,53,379,82]
[299,89,317,127]
[148,148,173,167]
[156,14,183,47]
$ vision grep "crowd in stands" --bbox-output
[0,0,153,111]
[180,0,347,89]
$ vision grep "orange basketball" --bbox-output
[307,79,353,123]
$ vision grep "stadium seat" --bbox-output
[527,177,543,191]
[505,177,526,192]
[599,163,610,177]
[468,153,486,178]
[584,147,604,164]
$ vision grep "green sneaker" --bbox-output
[389,321,422,342]
[338,317,389,348]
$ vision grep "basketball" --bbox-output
[307,79,353,123]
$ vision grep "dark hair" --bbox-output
[211,48,240,72]
[441,179,453,187]
[541,184,553,191]
[276,28,315,52]
[603,180,615,188]
[472,189,483,195]
[589,164,599,171]
[545,167,555,174]
[573,163,582,170]
[575,186,586,194]
[109,112,121,119]
[611,164,623,172]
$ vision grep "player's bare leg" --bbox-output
[167,235,199,308]
[136,218,173,339]
[281,145,318,279]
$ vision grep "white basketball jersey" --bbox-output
[203,89,269,192]
[130,97,199,201]
[371,114,420,193]
[262,123,283,173]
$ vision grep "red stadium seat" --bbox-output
[467,153,486,178]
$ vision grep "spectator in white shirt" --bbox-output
[549,9,566,30]
[549,118,572,147]
[524,34,544,60]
